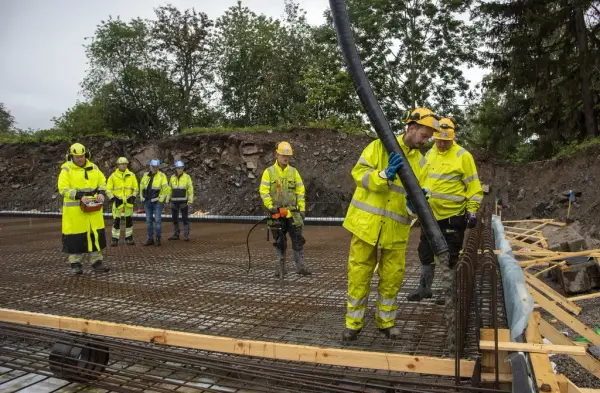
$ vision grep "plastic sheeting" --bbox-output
[492,215,534,341]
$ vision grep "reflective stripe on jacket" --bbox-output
[140,171,169,203]
[106,168,138,207]
[167,172,194,203]
[58,159,107,253]
[421,142,483,220]
[343,135,426,249]
[259,161,306,218]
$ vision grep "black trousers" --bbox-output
[270,218,304,251]
[418,214,466,268]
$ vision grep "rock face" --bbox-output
[0,129,367,217]
[3,128,600,230]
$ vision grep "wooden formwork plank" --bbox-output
[537,317,600,379]
[479,341,585,355]
[0,308,474,377]
[526,313,561,393]
[524,272,582,315]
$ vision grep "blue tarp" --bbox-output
[492,215,534,341]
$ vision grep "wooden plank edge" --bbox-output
[479,341,585,355]
[0,307,474,377]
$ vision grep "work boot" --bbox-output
[342,328,362,342]
[293,249,311,275]
[183,237,190,242]
[125,236,135,246]
[378,327,400,340]
[155,237,161,246]
[70,263,83,275]
[297,268,312,276]
[111,238,119,247]
[168,234,180,240]
[144,239,154,246]
[91,260,110,273]
[407,264,435,301]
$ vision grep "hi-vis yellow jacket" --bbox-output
[58,159,107,253]
[140,171,169,203]
[259,161,306,219]
[343,135,426,249]
[167,172,194,204]
[421,142,483,220]
[106,168,138,207]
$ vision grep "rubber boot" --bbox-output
[155,237,161,246]
[168,234,180,240]
[70,262,83,275]
[91,260,110,273]
[293,249,312,275]
[407,264,435,301]
[125,236,135,245]
[378,327,400,340]
[342,328,362,342]
[144,239,154,246]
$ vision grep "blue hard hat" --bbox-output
[175,160,184,168]
[149,159,160,166]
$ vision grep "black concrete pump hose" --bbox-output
[328,0,449,259]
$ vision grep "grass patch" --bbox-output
[553,137,600,160]
[0,130,124,144]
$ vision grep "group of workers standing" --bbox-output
[58,145,194,274]
[58,106,482,341]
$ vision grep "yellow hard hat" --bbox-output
[69,143,86,156]
[116,157,129,165]
[404,107,440,131]
[434,118,455,141]
[276,141,293,156]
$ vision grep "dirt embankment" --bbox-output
[1,129,600,233]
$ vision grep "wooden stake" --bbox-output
[537,316,600,379]
[528,286,600,346]
[0,308,474,377]
[568,292,600,302]
[479,341,585,355]
[533,262,566,277]
[524,272,582,315]
[525,313,561,393]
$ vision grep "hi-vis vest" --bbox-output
[259,161,306,219]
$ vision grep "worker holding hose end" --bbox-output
[259,142,311,277]
[407,117,483,303]
[342,108,439,342]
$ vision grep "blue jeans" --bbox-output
[145,200,163,240]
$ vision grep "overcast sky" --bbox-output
[0,0,485,130]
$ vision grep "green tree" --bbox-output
[0,103,16,135]
[52,100,110,136]
[215,1,282,125]
[329,0,481,127]
[476,0,600,157]
[152,4,215,131]
[82,17,178,138]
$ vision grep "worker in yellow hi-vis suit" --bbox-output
[259,141,311,276]
[342,108,439,342]
[407,117,483,303]
[58,143,110,275]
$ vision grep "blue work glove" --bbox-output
[466,212,478,228]
[406,188,429,214]
[384,152,404,180]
